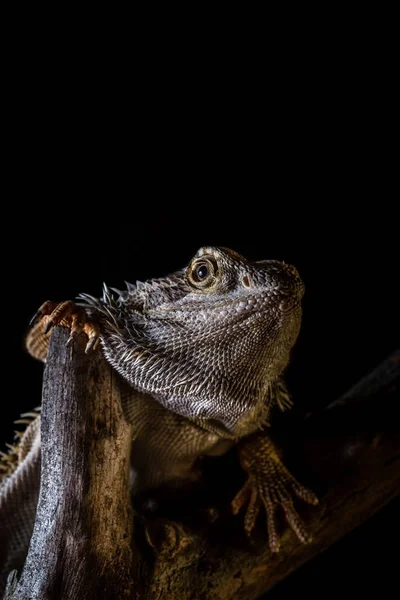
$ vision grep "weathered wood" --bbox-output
[9,332,400,599]
[11,328,134,599]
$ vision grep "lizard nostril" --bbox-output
[242,275,251,288]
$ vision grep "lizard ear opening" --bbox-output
[242,274,251,288]
[187,256,219,290]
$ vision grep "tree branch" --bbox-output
[11,328,134,599]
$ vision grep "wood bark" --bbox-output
[8,329,400,599]
[10,328,134,599]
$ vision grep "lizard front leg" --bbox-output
[232,433,318,552]
[26,300,100,361]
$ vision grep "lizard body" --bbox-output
[0,246,317,592]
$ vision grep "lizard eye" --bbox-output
[195,264,209,280]
[187,256,219,290]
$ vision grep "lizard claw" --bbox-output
[231,435,318,552]
[30,300,101,353]
[29,300,58,328]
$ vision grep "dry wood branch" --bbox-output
[8,331,400,599]
[10,328,134,599]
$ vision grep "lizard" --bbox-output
[0,246,318,591]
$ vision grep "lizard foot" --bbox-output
[30,300,101,353]
[231,435,318,553]
[144,520,194,559]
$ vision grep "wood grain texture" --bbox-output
[10,328,134,599]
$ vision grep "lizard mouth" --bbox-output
[150,288,302,324]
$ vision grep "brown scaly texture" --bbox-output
[0,416,40,591]
[0,246,318,593]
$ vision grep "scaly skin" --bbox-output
[0,246,318,593]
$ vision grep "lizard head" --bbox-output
[81,247,304,433]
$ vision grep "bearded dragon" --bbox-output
[0,246,318,592]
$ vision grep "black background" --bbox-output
[2,19,399,598]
